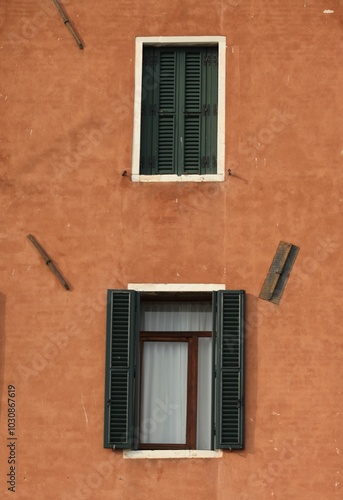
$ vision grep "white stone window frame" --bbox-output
[131,36,226,183]
[123,282,225,459]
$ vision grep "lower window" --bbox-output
[104,289,245,451]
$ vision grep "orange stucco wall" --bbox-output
[1,1,343,499]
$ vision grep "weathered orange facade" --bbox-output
[1,0,343,498]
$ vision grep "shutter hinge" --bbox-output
[213,53,218,65]
[202,104,210,116]
[149,104,157,115]
[148,157,155,169]
[213,104,218,116]
[204,54,211,65]
[201,156,209,168]
[212,156,217,169]
[107,399,111,406]
[144,51,157,66]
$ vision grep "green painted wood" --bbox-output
[156,49,177,174]
[216,290,245,450]
[184,49,202,174]
[104,290,137,449]
[206,47,218,174]
[140,47,157,174]
[211,291,218,451]
[140,46,218,176]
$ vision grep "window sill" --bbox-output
[123,449,223,459]
[131,174,225,183]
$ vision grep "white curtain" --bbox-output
[140,341,188,444]
[197,337,212,450]
[140,302,212,448]
[141,302,212,332]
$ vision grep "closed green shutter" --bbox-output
[140,46,218,176]
[183,49,202,174]
[216,290,245,449]
[157,50,177,174]
[104,290,139,449]
[204,47,218,175]
[183,47,218,175]
[140,48,158,174]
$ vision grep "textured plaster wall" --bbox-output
[0,0,343,499]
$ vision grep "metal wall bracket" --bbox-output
[51,0,84,49]
[201,156,209,168]
[202,104,210,116]
[27,234,70,290]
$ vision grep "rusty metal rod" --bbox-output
[27,234,70,290]
[51,0,84,50]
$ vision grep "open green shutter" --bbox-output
[216,290,245,449]
[211,291,218,451]
[104,290,139,449]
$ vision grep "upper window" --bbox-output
[104,289,245,451]
[132,37,226,182]
[140,46,218,176]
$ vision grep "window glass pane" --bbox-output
[141,302,212,331]
[140,341,188,444]
[197,337,212,450]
